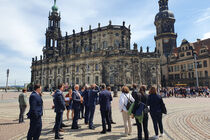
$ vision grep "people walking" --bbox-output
[131,86,149,140]
[99,84,112,134]
[148,87,166,139]
[18,89,27,123]
[53,84,66,139]
[119,86,135,137]
[27,84,43,140]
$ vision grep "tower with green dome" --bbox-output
[52,0,58,12]
[43,0,61,59]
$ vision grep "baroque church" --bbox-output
[31,0,176,90]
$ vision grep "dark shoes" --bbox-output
[100,131,106,134]
[59,129,65,132]
[71,126,81,129]
[55,136,63,139]
[71,127,78,129]
[89,126,95,130]
[62,124,68,127]
[107,129,111,132]
[111,121,116,124]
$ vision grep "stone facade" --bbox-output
[166,39,210,87]
[154,0,210,87]
[31,2,161,91]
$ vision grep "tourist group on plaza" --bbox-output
[16,0,210,139]
[19,83,167,140]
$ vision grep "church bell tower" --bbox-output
[154,0,177,59]
[43,0,62,59]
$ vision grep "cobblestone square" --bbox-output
[0,92,209,140]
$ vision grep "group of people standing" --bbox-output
[119,85,167,140]
[160,86,210,98]
[20,83,167,140]
[51,83,114,139]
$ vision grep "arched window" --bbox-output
[87,76,90,84]
[110,76,114,84]
[103,41,107,49]
[85,45,89,52]
[76,78,79,84]
[76,66,79,72]
[95,76,99,84]
[114,40,120,48]
[203,60,207,67]
[86,65,90,71]
[93,43,97,51]
[205,71,208,77]
[51,39,53,47]
[58,79,60,85]
[76,46,81,53]
[95,64,99,71]
[55,40,57,47]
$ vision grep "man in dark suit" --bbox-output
[27,84,43,140]
[71,85,83,129]
[79,87,85,119]
[99,84,112,134]
[83,85,90,124]
[53,84,66,139]
[88,84,100,129]
[107,86,116,124]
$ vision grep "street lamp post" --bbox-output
[5,69,9,93]
[191,49,199,88]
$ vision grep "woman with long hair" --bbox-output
[65,89,74,120]
[131,86,149,140]
[148,87,165,139]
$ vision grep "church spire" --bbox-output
[158,0,168,11]
[52,0,58,12]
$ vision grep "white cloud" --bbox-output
[0,54,31,86]
[0,0,159,86]
[196,8,210,23]
[0,0,44,57]
[203,32,210,39]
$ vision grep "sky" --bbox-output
[0,0,210,86]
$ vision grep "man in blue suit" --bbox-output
[79,87,85,119]
[83,85,90,124]
[99,84,112,134]
[71,85,83,129]
[27,84,43,140]
[53,84,66,139]
[88,84,100,129]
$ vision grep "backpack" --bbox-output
[124,93,133,110]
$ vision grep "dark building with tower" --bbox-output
[31,0,210,89]
[31,0,161,90]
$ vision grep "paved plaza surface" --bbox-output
[0,92,210,140]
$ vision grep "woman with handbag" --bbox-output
[119,86,135,137]
[65,89,74,120]
[148,87,167,139]
[131,86,149,140]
